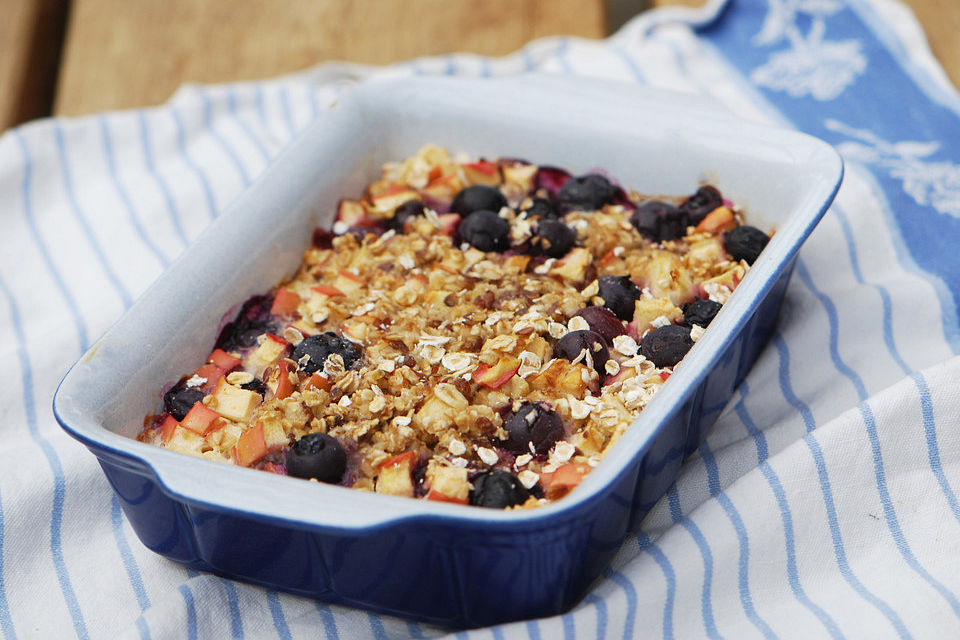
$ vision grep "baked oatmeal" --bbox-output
[139,145,770,509]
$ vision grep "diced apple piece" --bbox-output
[261,419,288,449]
[341,319,371,343]
[473,356,521,389]
[501,163,537,192]
[273,359,297,400]
[686,236,725,269]
[699,263,746,299]
[630,297,683,337]
[551,248,592,283]
[423,173,462,199]
[333,270,365,295]
[193,363,225,391]
[180,402,223,435]
[413,396,457,435]
[503,255,531,275]
[164,424,206,456]
[270,289,301,318]
[211,378,261,422]
[462,160,500,186]
[311,285,344,298]
[234,422,267,467]
[541,463,592,499]
[308,373,330,391]
[528,359,590,396]
[425,465,470,504]
[640,249,695,305]
[695,205,736,234]
[370,188,419,214]
[437,213,461,236]
[159,415,179,444]
[207,348,242,372]
[336,199,368,226]
[376,451,417,497]
[247,334,289,374]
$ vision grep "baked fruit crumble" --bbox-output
[139,145,770,509]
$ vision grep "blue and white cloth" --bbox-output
[2,0,959,637]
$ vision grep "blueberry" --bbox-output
[504,403,566,454]
[286,432,346,483]
[470,470,530,509]
[450,185,507,216]
[529,220,576,258]
[680,186,723,225]
[520,197,559,220]
[163,385,204,421]
[241,377,269,397]
[388,200,425,232]
[457,209,510,252]
[597,275,641,321]
[725,225,769,265]
[682,299,722,327]
[574,306,625,344]
[216,295,276,351]
[630,201,688,242]
[553,330,609,375]
[292,332,361,375]
[640,325,694,368]
[557,174,615,211]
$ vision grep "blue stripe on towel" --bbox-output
[0,487,17,640]
[137,111,190,247]
[99,116,170,270]
[0,275,90,640]
[170,105,219,220]
[912,372,960,524]
[53,122,134,308]
[773,335,911,638]
[12,130,90,350]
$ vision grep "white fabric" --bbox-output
[2,0,959,637]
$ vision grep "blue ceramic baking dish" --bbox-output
[53,75,842,628]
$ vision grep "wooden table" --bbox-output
[0,0,957,132]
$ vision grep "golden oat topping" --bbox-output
[140,145,770,509]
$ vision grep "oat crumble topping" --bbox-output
[140,145,770,509]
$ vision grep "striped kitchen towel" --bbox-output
[1,0,959,637]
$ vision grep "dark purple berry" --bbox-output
[388,200,425,232]
[163,385,204,421]
[597,275,641,321]
[215,295,276,351]
[286,432,346,483]
[450,185,507,216]
[504,402,566,455]
[682,299,722,327]
[557,174,615,211]
[241,377,269,397]
[630,201,688,242]
[292,332,361,374]
[534,166,572,196]
[458,209,510,252]
[574,306,625,344]
[641,325,693,368]
[680,186,723,225]
[529,220,576,258]
[520,197,559,219]
[470,470,530,509]
[725,225,769,265]
[553,330,609,375]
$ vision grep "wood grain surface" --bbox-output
[0,0,68,130]
[53,0,605,116]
